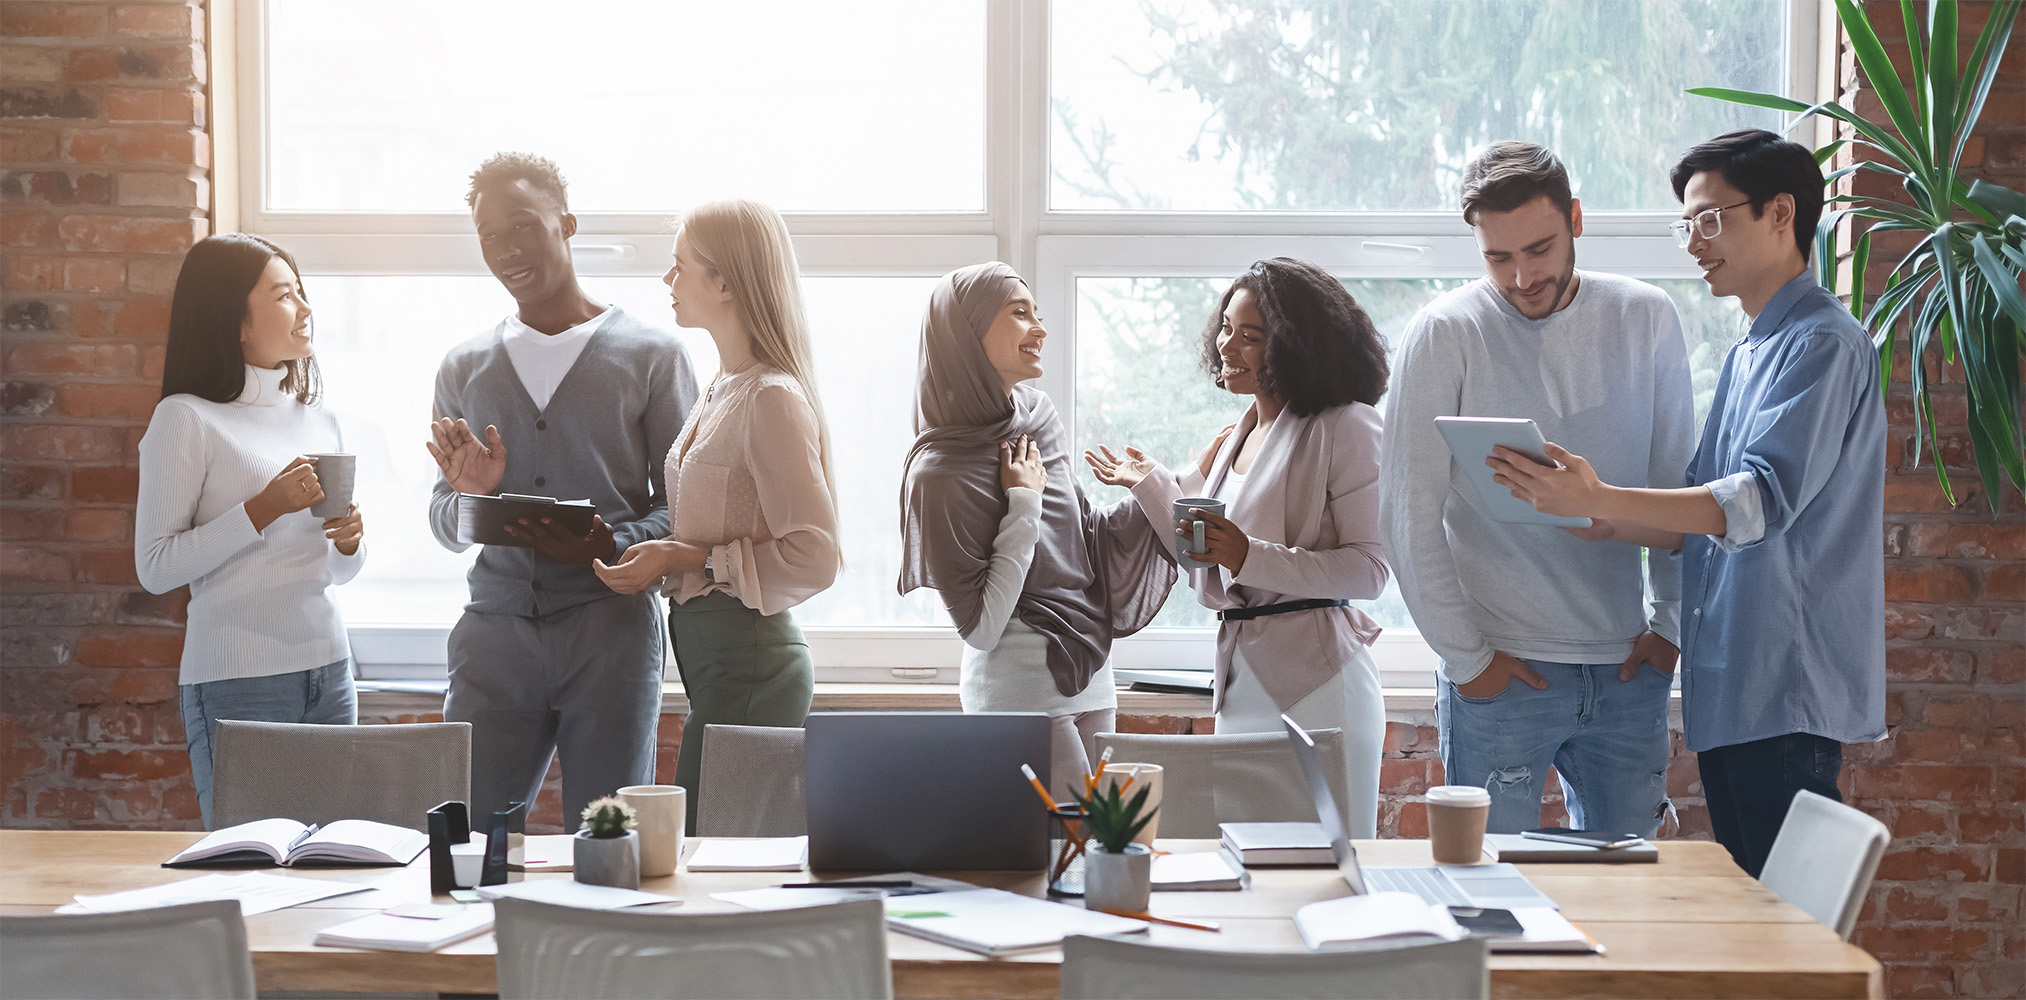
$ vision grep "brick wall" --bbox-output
[1830,4,2026,998]
[2,0,210,826]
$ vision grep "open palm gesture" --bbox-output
[426,417,508,496]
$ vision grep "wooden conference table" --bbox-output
[1,831,1880,999]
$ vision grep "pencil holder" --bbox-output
[1047,804,1089,897]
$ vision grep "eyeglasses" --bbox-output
[1669,200,1754,248]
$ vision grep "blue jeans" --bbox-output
[180,658,357,829]
[1438,659,1672,836]
[1698,732,1842,878]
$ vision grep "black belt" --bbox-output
[1217,598,1349,621]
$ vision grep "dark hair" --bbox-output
[1197,258,1389,417]
[1460,141,1574,225]
[1670,129,1822,260]
[466,151,569,211]
[160,234,320,405]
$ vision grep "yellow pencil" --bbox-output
[1019,764,1059,812]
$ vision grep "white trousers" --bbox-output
[1216,644,1384,839]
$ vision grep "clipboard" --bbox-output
[455,493,597,547]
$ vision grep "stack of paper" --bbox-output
[685,837,808,872]
[1219,822,1334,866]
[476,879,680,910]
[313,903,496,953]
[882,889,1148,956]
[1294,892,1466,951]
[60,872,367,915]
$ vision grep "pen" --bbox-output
[776,880,913,889]
[1099,908,1221,932]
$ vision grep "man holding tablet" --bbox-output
[1488,131,1885,877]
[1378,141,1695,837]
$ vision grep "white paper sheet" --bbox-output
[683,836,808,872]
[476,879,681,910]
[64,872,368,915]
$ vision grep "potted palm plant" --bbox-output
[1073,781,1157,912]
[1691,0,2023,510]
[574,796,640,889]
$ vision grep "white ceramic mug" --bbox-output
[617,784,686,878]
[1096,763,1164,848]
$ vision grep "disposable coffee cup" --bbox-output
[1095,763,1164,847]
[1425,785,1491,865]
[306,453,355,519]
[618,784,685,878]
[1170,497,1226,569]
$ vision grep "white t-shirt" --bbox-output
[500,307,611,410]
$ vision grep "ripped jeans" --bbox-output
[1437,659,1673,836]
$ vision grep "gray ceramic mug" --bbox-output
[1171,496,1226,569]
[306,453,355,519]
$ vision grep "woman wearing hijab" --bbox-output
[1086,258,1391,837]
[900,262,1176,798]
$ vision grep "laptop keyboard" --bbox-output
[1364,867,1470,907]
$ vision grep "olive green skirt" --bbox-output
[668,591,813,830]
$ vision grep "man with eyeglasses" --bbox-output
[1486,129,1885,877]
[1378,141,1695,839]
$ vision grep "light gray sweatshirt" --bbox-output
[1377,272,1695,684]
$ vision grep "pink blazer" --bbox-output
[1131,402,1388,711]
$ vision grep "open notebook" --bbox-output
[165,818,427,868]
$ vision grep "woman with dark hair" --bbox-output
[135,233,366,828]
[1087,257,1391,836]
[898,262,1175,798]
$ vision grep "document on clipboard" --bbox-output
[455,493,597,547]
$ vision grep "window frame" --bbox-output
[231,0,1823,686]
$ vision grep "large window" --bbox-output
[241,0,1813,684]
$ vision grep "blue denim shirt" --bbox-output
[1679,272,1886,753]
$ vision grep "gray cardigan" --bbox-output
[429,307,697,617]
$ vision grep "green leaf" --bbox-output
[1925,0,1958,161]
[1837,0,1928,171]
[1813,139,1849,165]
[1971,237,2026,333]
[1966,179,2026,225]
[1951,1,2021,170]
[1850,229,1873,325]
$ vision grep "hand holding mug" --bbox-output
[247,457,322,532]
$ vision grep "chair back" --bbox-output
[493,895,892,1000]
[698,724,806,836]
[1094,729,1351,838]
[0,900,255,1000]
[1060,934,1488,999]
[211,720,470,830]
[1759,790,1890,939]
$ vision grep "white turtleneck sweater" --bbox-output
[135,365,365,685]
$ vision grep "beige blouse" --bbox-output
[663,366,839,615]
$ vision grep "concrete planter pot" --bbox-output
[573,830,640,889]
[1082,842,1152,912]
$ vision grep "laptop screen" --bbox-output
[1281,714,1368,895]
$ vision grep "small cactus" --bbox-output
[580,796,638,839]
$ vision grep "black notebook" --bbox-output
[455,493,596,547]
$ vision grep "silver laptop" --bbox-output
[805,712,1052,872]
[1282,714,1556,910]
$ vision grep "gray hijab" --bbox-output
[898,262,1175,697]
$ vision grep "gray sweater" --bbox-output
[429,307,698,617]
[1377,272,1695,684]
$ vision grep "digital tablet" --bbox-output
[1432,417,1593,528]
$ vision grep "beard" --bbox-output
[1499,259,1577,320]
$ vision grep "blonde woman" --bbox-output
[595,198,839,829]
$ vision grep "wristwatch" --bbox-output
[703,553,714,582]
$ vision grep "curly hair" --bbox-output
[1197,258,1389,417]
[465,151,568,211]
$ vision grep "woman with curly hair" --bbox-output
[1087,257,1391,836]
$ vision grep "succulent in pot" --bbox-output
[1073,781,1157,912]
[573,796,641,889]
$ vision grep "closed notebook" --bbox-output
[1218,822,1334,866]
[165,818,427,868]
[313,903,496,953]
[1294,892,1466,952]
[455,493,596,547]
[1151,849,1250,890]
[1483,834,1659,863]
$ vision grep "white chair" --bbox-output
[210,720,470,831]
[1759,789,1890,940]
[0,900,256,1000]
[1094,729,1352,837]
[493,895,891,1000]
[1060,934,1488,999]
[697,723,806,836]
